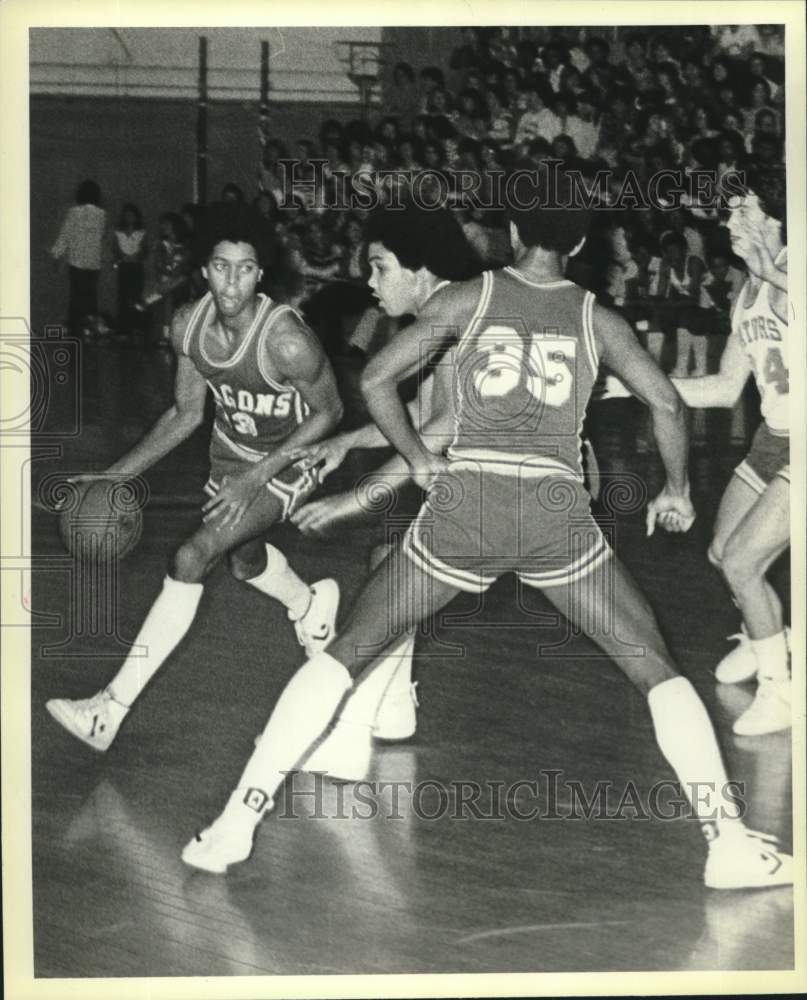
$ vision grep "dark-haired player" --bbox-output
[288,202,484,779]
[182,174,792,891]
[46,204,343,750]
[672,171,791,735]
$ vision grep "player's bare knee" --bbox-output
[721,544,758,597]
[228,553,264,581]
[171,539,211,583]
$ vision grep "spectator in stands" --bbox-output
[419,66,446,113]
[583,36,615,92]
[742,79,781,140]
[539,41,570,93]
[388,62,420,125]
[339,214,366,283]
[757,24,785,59]
[450,27,485,73]
[562,90,601,159]
[221,182,246,205]
[452,88,487,139]
[258,139,289,203]
[485,87,514,145]
[137,211,191,344]
[112,202,148,339]
[514,80,560,144]
[712,24,761,59]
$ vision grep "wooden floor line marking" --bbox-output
[457,920,634,944]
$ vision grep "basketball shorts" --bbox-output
[205,451,320,522]
[402,458,612,593]
[734,423,790,495]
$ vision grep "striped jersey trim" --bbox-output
[504,267,573,289]
[582,290,599,377]
[518,535,611,589]
[197,294,273,370]
[451,271,494,452]
[182,294,216,356]
[445,447,583,480]
[456,270,493,352]
[733,459,767,496]
[256,303,305,392]
[404,520,497,594]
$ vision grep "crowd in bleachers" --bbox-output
[59,24,785,396]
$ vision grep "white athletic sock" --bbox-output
[246,544,311,620]
[235,652,352,803]
[647,676,742,826]
[750,631,789,681]
[107,576,204,707]
[338,635,413,726]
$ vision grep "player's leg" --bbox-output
[300,498,424,780]
[535,554,792,888]
[719,474,791,735]
[182,545,461,872]
[710,472,784,683]
[45,486,287,750]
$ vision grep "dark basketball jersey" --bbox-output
[448,268,599,476]
[180,292,310,466]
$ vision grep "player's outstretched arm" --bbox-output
[286,372,436,478]
[104,304,208,478]
[594,301,694,534]
[670,323,750,409]
[361,282,475,486]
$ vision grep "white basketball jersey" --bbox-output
[732,279,789,435]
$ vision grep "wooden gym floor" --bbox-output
[30,336,794,977]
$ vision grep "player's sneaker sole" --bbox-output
[732,679,791,736]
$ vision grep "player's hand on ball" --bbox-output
[202,470,263,530]
[646,484,696,537]
[284,435,349,481]
[291,493,355,535]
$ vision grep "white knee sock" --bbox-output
[108,576,204,707]
[235,652,352,804]
[338,635,414,726]
[246,544,311,620]
[647,676,742,826]
[750,631,789,681]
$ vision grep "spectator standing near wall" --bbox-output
[50,179,108,337]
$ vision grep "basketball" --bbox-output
[56,478,144,561]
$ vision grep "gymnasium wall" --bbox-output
[30,96,359,333]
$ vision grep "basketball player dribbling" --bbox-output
[672,169,791,736]
[46,204,343,751]
[181,171,793,890]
